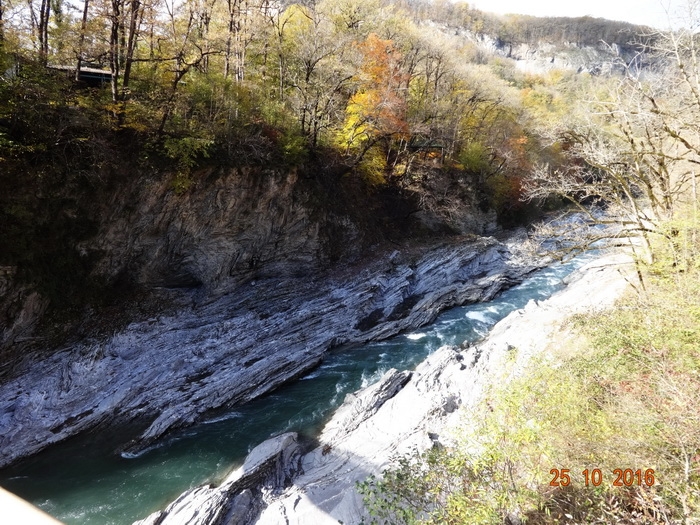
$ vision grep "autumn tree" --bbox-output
[273,3,352,148]
[339,33,408,167]
[322,0,382,38]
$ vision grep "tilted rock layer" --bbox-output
[135,252,632,525]
[0,234,533,468]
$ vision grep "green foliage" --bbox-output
[459,142,490,174]
[279,129,308,165]
[162,136,213,170]
[0,56,74,157]
[358,446,504,525]
[162,136,213,193]
[358,454,431,524]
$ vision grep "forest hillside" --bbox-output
[0,0,658,357]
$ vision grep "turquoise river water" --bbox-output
[0,253,596,524]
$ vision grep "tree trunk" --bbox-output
[109,0,121,103]
[235,0,248,82]
[38,0,50,63]
[199,5,211,73]
[121,0,141,93]
[224,0,248,82]
[0,0,5,44]
[224,0,238,79]
[75,0,89,81]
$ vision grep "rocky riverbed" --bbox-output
[0,234,536,469]
[134,251,633,525]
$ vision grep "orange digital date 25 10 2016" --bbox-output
[549,468,656,487]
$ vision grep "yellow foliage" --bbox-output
[337,90,379,151]
[280,4,315,38]
[357,144,387,185]
[337,34,408,153]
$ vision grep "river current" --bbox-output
[0,253,596,524]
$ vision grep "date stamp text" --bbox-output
[549,468,655,487]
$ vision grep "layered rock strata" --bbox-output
[0,236,532,468]
[136,252,632,525]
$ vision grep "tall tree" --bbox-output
[75,0,90,80]
[109,0,121,101]
[283,3,353,147]
[522,1,700,266]
[524,73,689,264]
[155,0,218,131]
[0,0,4,44]
[121,0,144,91]
[27,0,52,62]
[264,0,295,99]
[224,0,252,81]
[339,33,408,157]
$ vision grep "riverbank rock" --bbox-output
[0,235,536,468]
[138,252,632,525]
[134,432,304,525]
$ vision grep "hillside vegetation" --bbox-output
[0,0,656,351]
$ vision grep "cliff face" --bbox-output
[0,158,512,467]
[93,166,496,291]
[468,31,642,74]
[2,167,324,351]
[89,168,329,290]
[0,162,496,355]
[0,170,283,351]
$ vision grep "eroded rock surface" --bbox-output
[134,433,305,525]
[138,252,632,525]
[0,236,533,468]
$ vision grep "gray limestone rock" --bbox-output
[134,433,303,525]
[0,236,536,468]
[137,252,633,525]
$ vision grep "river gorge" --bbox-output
[0,243,631,525]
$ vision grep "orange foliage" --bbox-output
[340,34,409,149]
